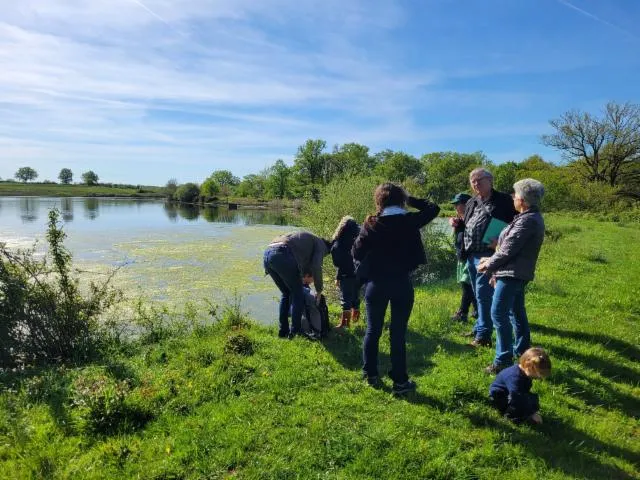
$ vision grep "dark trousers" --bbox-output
[263,245,304,335]
[339,276,361,311]
[489,392,539,423]
[362,275,414,383]
[459,281,477,315]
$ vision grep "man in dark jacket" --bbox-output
[461,168,517,347]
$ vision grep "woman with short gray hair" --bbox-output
[477,178,546,374]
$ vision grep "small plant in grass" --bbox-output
[0,209,121,367]
[224,332,255,356]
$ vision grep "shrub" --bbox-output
[224,332,254,356]
[0,209,121,367]
[174,183,200,203]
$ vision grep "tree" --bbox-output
[175,183,200,203]
[374,150,422,182]
[164,178,178,198]
[542,102,640,188]
[420,151,486,201]
[293,139,328,200]
[208,170,240,198]
[329,143,377,178]
[81,171,99,186]
[237,174,267,198]
[15,167,38,183]
[200,178,220,198]
[58,168,73,184]
[266,160,291,199]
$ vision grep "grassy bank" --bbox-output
[1,214,639,479]
[0,183,164,198]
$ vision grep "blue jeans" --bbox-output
[263,245,304,335]
[362,275,414,383]
[338,276,361,311]
[491,277,530,366]
[467,254,494,341]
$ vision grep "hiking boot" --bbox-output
[392,379,417,395]
[336,311,351,329]
[278,329,290,339]
[469,338,492,348]
[450,310,468,322]
[484,363,507,375]
[351,309,361,323]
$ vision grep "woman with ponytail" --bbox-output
[352,183,439,394]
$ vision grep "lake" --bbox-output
[0,196,296,323]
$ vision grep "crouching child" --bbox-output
[489,347,551,424]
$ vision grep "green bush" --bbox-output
[0,210,121,367]
[174,182,200,203]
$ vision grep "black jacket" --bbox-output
[331,219,360,279]
[352,197,440,280]
[461,189,517,258]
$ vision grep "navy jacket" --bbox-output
[352,197,440,280]
[489,364,539,422]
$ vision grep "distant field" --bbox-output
[0,183,165,198]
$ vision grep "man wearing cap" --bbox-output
[460,168,517,347]
[448,193,478,323]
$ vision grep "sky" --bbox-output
[1,0,639,185]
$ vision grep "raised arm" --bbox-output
[406,196,440,229]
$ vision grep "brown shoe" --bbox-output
[484,363,507,375]
[469,338,492,348]
[351,309,360,323]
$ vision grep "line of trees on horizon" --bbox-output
[5,168,99,186]
[168,102,640,213]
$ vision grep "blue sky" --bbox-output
[1,0,639,185]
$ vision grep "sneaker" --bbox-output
[450,310,468,322]
[484,363,507,375]
[471,310,479,319]
[461,330,476,338]
[278,329,290,338]
[469,338,492,348]
[362,372,382,389]
[392,379,417,395]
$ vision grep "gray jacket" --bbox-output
[272,231,328,292]
[484,208,545,282]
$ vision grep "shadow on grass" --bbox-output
[533,324,640,363]
[322,324,469,379]
[467,412,639,480]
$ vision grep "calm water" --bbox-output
[0,197,296,323]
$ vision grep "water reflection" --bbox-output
[61,197,74,222]
[20,197,39,223]
[83,198,99,220]
[163,202,296,225]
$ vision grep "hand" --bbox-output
[488,239,498,250]
[489,276,496,288]
[315,292,323,305]
[335,279,340,287]
[477,256,491,273]
[448,217,460,228]
[530,413,543,424]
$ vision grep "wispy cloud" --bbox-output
[556,0,639,41]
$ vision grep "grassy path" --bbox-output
[0,214,638,479]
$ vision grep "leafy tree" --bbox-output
[15,167,38,183]
[58,168,73,184]
[200,178,220,198]
[208,170,240,197]
[492,161,520,194]
[175,183,200,203]
[421,151,486,201]
[266,160,291,199]
[293,139,328,200]
[237,174,267,198]
[542,101,640,188]
[82,170,99,186]
[331,143,377,176]
[374,150,421,182]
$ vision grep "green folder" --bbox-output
[482,217,509,245]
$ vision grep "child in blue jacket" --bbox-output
[331,216,362,329]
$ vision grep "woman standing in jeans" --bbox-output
[352,183,439,394]
[478,179,546,374]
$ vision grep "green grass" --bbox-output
[0,183,165,197]
[1,214,639,479]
